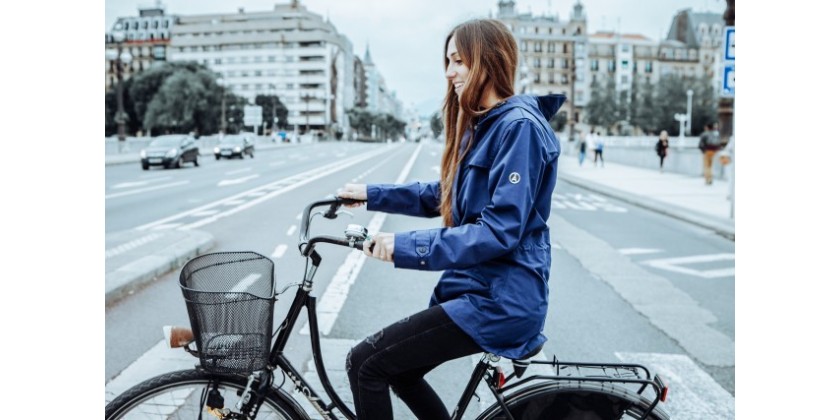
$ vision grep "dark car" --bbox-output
[141,135,200,170]
[214,134,255,160]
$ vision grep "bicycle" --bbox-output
[105,196,671,419]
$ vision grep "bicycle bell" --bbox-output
[344,224,368,242]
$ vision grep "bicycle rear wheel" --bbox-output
[476,380,669,420]
[105,369,306,420]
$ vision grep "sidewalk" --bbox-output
[557,154,735,239]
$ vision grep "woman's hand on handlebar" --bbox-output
[337,184,367,208]
[364,232,395,262]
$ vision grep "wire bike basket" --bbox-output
[179,251,275,375]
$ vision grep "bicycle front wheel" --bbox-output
[105,369,306,420]
[476,380,669,420]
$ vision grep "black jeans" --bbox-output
[346,305,483,420]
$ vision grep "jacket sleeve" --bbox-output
[366,182,441,218]
[393,119,552,271]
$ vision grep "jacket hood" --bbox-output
[478,94,567,126]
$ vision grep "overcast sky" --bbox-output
[105,0,726,116]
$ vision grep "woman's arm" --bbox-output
[338,182,442,218]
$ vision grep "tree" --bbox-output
[255,94,289,134]
[585,77,620,134]
[629,77,658,134]
[142,70,219,135]
[430,111,443,139]
[548,112,567,132]
[347,107,375,138]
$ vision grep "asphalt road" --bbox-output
[105,141,735,419]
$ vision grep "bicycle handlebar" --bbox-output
[298,196,368,256]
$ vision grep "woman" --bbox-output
[337,19,565,420]
[655,130,669,173]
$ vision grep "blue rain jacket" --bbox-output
[366,94,565,359]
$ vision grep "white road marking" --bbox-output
[111,181,150,189]
[224,199,245,206]
[616,352,734,419]
[286,225,297,236]
[105,233,164,259]
[619,248,664,256]
[551,242,563,250]
[272,244,288,258]
[105,181,189,199]
[104,340,195,404]
[431,165,440,174]
[135,147,392,231]
[225,273,261,298]
[641,254,735,279]
[552,200,567,209]
[150,223,183,230]
[300,144,424,336]
[224,168,252,175]
[218,174,259,186]
[191,209,220,217]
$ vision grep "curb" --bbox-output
[557,172,735,240]
[105,230,215,306]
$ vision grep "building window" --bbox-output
[241,71,249,77]
[549,73,555,84]
[163,20,169,28]
[590,59,599,71]
[563,43,568,54]
[268,56,276,62]
[633,62,637,73]
[242,84,249,90]
[621,75,628,84]
[548,58,555,68]
[190,46,198,52]
[548,42,555,53]
[286,83,294,89]
[255,84,263,90]
[521,41,527,52]
[534,58,541,68]
[534,73,540,83]
[255,70,262,76]
[241,56,250,63]
[645,61,653,73]
[535,42,542,52]
[254,56,262,63]
[214,58,222,64]
[561,58,569,69]
[621,60,629,69]
[608,60,616,72]
[621,44,629,52]
[561,74,568,84]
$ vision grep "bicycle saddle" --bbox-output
[511,343,544,378]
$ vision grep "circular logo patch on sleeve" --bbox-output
[509,172,521,184]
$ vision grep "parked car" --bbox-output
[140,135,200,170]
[214,134,255,159]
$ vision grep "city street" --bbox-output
[105,141,734,419]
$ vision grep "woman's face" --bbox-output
[445,36,469,98]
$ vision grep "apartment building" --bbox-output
[105,4,176,91]
[496,0,587,123]
[166,1,355,134]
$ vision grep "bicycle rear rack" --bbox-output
[500,356,668,418]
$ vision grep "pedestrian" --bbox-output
[592,129,604,167]
[578,130,588,166]
[698,121,722,185]
[337,18,563,420]
[655,130,669,173]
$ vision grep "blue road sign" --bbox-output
[724,27,735,61]
[721,63,734,97]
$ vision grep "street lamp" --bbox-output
[268,85,278,135]
[686,89,694,136]
[216,77,227,139]
[301,93,316,135]
[106,31,133,153]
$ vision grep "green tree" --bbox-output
[255,94,289,134]
[430,111,443,138]
[630,77,658,134]
[347,107,375,137]
[653,74,690,135]
[548,112,567,132]
[142,70,219,135]
[585,77,620,133]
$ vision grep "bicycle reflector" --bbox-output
[654,374,668,402]
[493,366,506,389]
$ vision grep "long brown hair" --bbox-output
[439,19,518,226]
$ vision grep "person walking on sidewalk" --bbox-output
[592,129,604,167]
[337,18,563,420]
[577,130,588,166]
[698,122,722,185]
[655,130,669,173]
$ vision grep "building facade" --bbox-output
[105,5,176,91]
[165,1,355,135]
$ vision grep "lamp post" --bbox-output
[301,93,315,135]
[106,31,133,153]
[216,77,226,140]
[686,89,694,136]
[269,85,278,135]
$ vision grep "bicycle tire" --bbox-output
[105,369,308,420]
[476,380,669,420]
